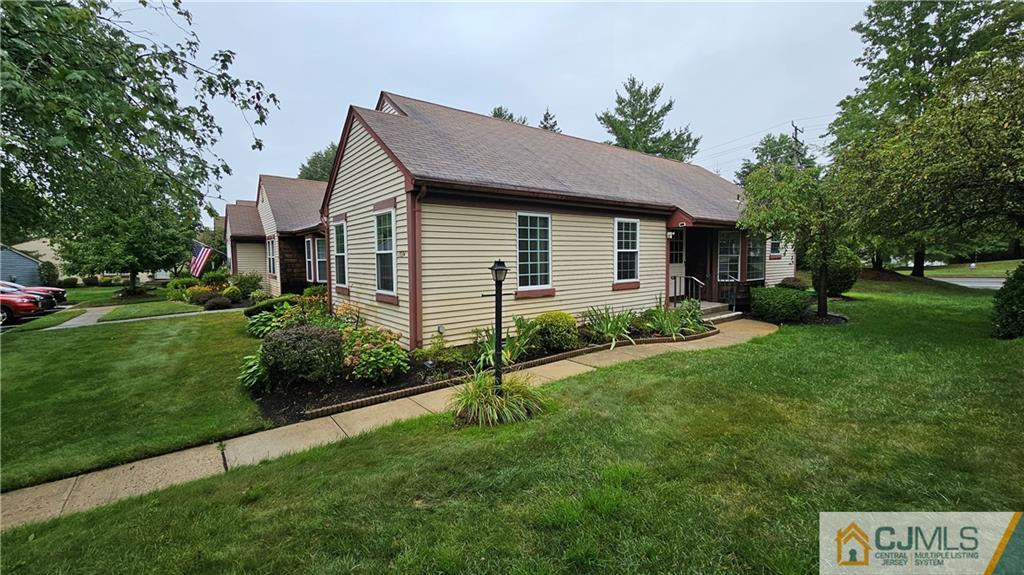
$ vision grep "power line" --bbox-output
[696,112,837,154]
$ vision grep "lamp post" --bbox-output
[488,260,509,392]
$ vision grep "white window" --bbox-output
[266,239,276,275]
[769,238,782,256]
[315,238,327,282]
[517,213,551,289]
[333,223,347,287]
[718,231,740,282]
[375,209,396,293]
[747,235,765,281]
[304,238,315,282]
[614,218,640,282]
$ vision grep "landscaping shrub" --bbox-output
[39,261,59,286]
[473,316,539,370]
[303,284,328,297]
[675,298,707,334]
[221,285,242,303]
[186,285,218,305]
[450,371,548,427]
[992,263,1024,339]
[340,326,408,384]
[778,276,810,291]
[534,311,579,353]
[751,287,810,323]
[335,302,364,326]
[249,289,270,303]
[167,277,199,291]
[231,272,263,298]
[237,347,268,392]
[411,334,470,374]
[811,246,862,296]
[82,275,99,287]
[246,312,278,338]
[244,294,299,317]
[58,277,79,288]
[204,296,233,311]
[583,306,636,349]
[261,325,345,389]
[200,269,229,286]
[97,276,113,286]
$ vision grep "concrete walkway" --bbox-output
[0,319,777,531]
[44,306,243,330]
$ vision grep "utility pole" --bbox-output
[791,121,805,169]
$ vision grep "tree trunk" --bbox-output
[1011,238,1022,259]
[871,250,885,271]
[816,263,829,318]
[911,246,926,278]
[129,270,138,291]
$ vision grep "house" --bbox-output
[11,238,63,272]
[321,92,796,350]
[1,244,42,285]
[225,175,329,296]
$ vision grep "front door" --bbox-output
[668,230,686,301]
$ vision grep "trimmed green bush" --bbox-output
[243,294,299,317]
[39,261,59,286]
[58,277,79,288]
[167,277,199,291]
[303,284,328,297]
[777,276,809,291]
[450,371,548,427]
[261,325,345,390]
[992,263,1024,339]
[200,269,229,286]
[751,287,810,323]
[204,296,233,311]
[97,276,113,286]
[534,311,579,353]
[221,285,242,303]
[231,272,263,298]
[249,289,270,303]
[811,246,862,296]
[186,285,218,305]
[82,275,99,287]
[411,334,469,373]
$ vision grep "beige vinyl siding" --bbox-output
[420,203,666,346]
[327,120,410,347]
[764,238,796,286]
[235,242,268,288]
[257,187,281,296]
[379,99,400,115]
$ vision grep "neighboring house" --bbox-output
[227,175,329,296]
[1,244,42,285]
[11,238,63,272]
[321,91,796,350]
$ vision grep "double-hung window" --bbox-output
[333,223,347,287]
[769,238,782,258]
[315,238,327,282]
[266,239,276,275]
[517,213,551,289]
[375,209,396,293]
[614,218,639,282]
[717,231,740,282]
[747,236,765,281]
[304,238,315,282]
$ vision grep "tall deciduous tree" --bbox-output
[596,75,701,161]
[0,1,278,243]
[491,106,528,125]
[298,143,337,181]
[734,133,816,186]
[538,108,561,133]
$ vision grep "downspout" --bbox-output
[406,184,426,350]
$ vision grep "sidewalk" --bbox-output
[44,306,243,330]
[1,319,777,531]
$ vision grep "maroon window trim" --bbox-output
[372,197,397,211]
[515,288,556,300]
[376,292,399,305]
[334,286,350,297]
[769,254,783,260]
[612,281,640,291]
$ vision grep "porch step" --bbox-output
[704,311,744,325]
[700,302,730,319]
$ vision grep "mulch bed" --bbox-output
[799,310,849,325]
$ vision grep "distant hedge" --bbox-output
[751,287,810,324]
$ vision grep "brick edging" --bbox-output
[302,326,722,419]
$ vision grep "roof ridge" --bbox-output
[259,173,328,185]
[381,91,704,170]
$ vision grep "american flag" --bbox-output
[190,241,213,277]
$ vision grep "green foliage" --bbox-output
[411,334,470,374]
[811,246,862,296]
[167,277,199,291]
[200,270,229,286]
[221,285,242,303]
[534,311,579,353]
[450,372,548,427]
[244,294,299,317]
[249,289,270,303]
[596,75,701,161]
[538,108,561,133]
[675,298,707,334]
[186,285,218,306]
[244,295,349,339]
[751,287,811,324]
[778,276,810,291]
[992,263,1024,339]
[491,106,528,125]
[246,312,277,338]
[97,276,113,286]
[261,325,345,390]
[735,133,816,186]
[57,277,79,288]
[473,316,540,370]
[303,284,328,297]
[237,348,269,392]
[297,143,337,181]
[340,326,409,385]
[231,272,263,298]
[82,275,99,287]
[204,296,233,311]
[641,303,683,340]
[583,306,636,349]
[0,0,277,242]
[38,261,58,286]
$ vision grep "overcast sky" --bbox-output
[128,1,869,221]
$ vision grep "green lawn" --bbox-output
[65,286,168,307]
[899,258,1021,278]
[98,300,201,322]
[2,278,1020,573]
[0,313,267,491]
[6,309,87,332]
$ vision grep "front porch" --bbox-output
[667,226,767,311]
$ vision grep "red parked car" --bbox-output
[0,287,47,325]
[0,280,66,303]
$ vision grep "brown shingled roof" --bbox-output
[259,175,328,233]
[225,201,264,238]
[355,92,743,223]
